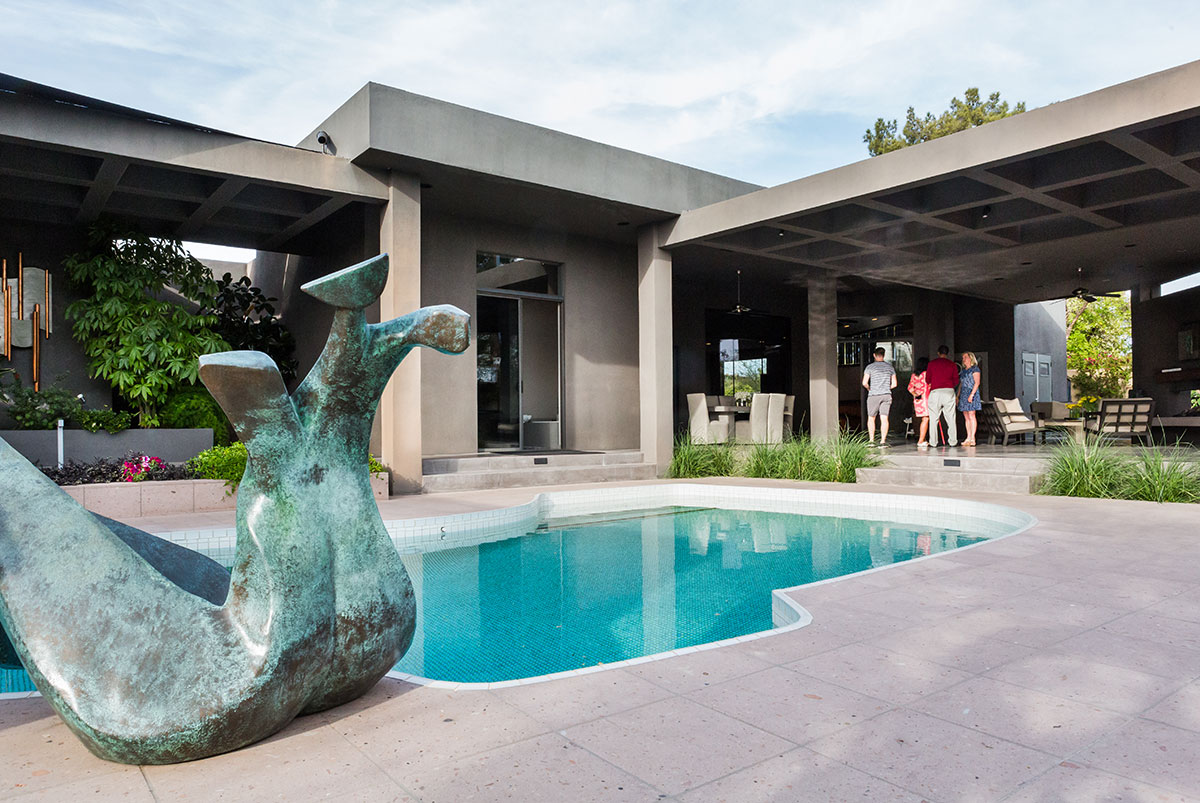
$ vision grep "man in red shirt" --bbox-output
[925,345,959,448]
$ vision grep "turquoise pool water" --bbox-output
[393,505,997,683]
[1,503,1006,694]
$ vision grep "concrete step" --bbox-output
[880,453,1048,474]
[423,450,644,475]
[855,466,1044,494]
[422,461,658,492]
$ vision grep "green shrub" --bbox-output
[1039,436,1133,499]
[0,378,81,430]
[77,407,133,434]
[1040,436,1200,503]
[189,443,390,490]
[670,431,881,483]
[64,223,228,427]
[1125,445,1200,504]
[820,431,881,483]
[668,433,735,478]
[201,273,298,381]
[160,387,233,445]
[187,442,248,488]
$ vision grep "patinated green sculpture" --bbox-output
[0,254,469,763]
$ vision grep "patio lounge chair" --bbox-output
[687,393,729,444]
[1084,397,1155,443]
[983,398,1046,445]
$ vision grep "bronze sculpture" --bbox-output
[0,254,469,763]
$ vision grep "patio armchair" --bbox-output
[687,393,729,444]
[1084,397,1155,443]
[983,398,1046,445]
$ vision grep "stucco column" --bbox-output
[377,172,423,492]
[637,223,673,474]
[808,272,839,440]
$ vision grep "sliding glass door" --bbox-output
[476,252,562,452]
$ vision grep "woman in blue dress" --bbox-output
[957,351,982,446]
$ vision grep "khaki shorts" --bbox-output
[866,394,892,418]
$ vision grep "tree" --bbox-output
[65,223,229,427]
[864,88,1026,157]
[200,273,298,381]
[1065,295,1132,399]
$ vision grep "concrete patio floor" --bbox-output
[2,479,1198,802]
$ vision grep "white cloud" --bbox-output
[5,0,1200,185]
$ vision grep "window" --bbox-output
[838,341,862,366]
[477,252,559,295]
[1161,270,1200,297]
[719,339,766,399]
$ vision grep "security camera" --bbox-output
[315,130,333,154]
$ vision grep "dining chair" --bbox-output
[687,393,729,444]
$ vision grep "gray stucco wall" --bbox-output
[954,298,1016,401]
[274,204,375,389]
[1012,301,1070,403]
[420,211,640,456]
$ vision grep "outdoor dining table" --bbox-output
[710,404,750,430]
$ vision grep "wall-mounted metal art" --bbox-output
[2,253,52,389]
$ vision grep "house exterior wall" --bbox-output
[420,211,640,456]
[1132,284,1200,416]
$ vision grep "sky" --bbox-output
[5,0,1200,260]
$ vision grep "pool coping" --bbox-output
[0,483,1037,700]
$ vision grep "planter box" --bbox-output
[371,471,389,500]
[62,479,236,518]
[61,474,385,519]
[0,428,213,466]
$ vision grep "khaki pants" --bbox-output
[927,388,958,447]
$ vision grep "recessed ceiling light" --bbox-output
[871,317,878,321]
[778,230,786,237]
[1020,261,1033,266]
[1124,243,1137,248]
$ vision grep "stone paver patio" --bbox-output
[2,479,1198,802]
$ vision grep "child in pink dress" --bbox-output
[908,357,930,448]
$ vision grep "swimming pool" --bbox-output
[0,484,1035,696]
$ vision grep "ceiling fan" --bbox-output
[1063,267,1121,303]
[730,269,752,314]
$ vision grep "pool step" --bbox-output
[855,465,1044,494]
[422,450,657,492]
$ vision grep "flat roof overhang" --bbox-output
[0,75,389,254]
[666,60,1200,303]
[299,83,762,245]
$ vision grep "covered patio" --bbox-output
[637,59,1200,470]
